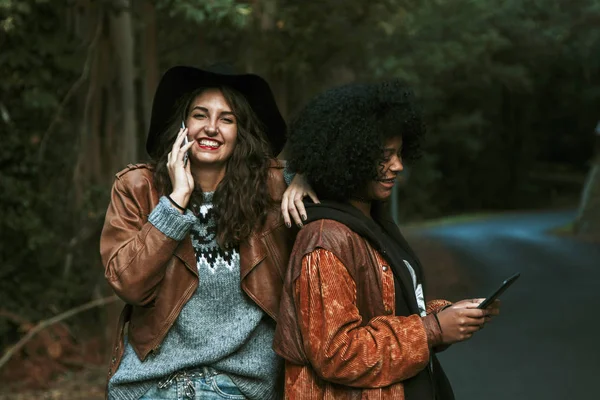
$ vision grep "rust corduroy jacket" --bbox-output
[274,219,451,399]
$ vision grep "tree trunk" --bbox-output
[69,0,138,356]
[140,0,159,145]
[109,0,138,166]
[72,0,138,194]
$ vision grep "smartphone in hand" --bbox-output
[181,120,189,167]
[477,272,520,309]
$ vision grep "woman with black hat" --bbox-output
[100,66,310,400]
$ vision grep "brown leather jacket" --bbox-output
[100,160,295,381]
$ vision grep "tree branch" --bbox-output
[0,295,119,371]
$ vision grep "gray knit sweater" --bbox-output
[108,193,282,400]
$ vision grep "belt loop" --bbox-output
[202,366,211,382]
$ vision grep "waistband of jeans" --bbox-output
[186,366,220,378]
[158,366,221,388]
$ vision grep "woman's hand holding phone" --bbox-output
[167,125,194,212]
[435,298,500,344]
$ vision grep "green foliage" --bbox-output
[368,0,600,214]
[0,0,93,342]
[159,0,252,27]
[1,0,599,348]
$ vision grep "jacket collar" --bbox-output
[304,200,421,315]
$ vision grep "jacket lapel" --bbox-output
[305,201,422,315]
[239,233,267,281]
[174,235,199,277]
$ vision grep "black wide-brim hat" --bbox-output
[146,65,286,158]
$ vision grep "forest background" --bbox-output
[1,0,599,394]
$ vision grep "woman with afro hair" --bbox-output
[273,81,500,399]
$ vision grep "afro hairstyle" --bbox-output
[287,80,425,202]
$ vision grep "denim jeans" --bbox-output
[140,367,246,400]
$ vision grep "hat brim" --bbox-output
[146,66,286,158]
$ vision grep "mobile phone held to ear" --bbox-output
[181,121,189,167]
[477,272,521,309]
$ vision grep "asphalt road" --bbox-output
[412,210,600,400]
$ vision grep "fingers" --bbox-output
[456,317,486,339]
[487,299,501,313]
[478,299,501,319]
[451,313,485,326]
[287,195,303,228]
[171,127,187,152]
[180,140,194,160]
[487,307,500,317]
[462,313,491,335]
[452,300,480,310]
[468,298,485,308]
[451,323,479,341]
[464,316,486,326]
[292,197,307,225]
[281,193,292,228]
[281,187,311,228]
[439,301,496,344]
[283,173,316,228]
[461,325,482,334]
[307,189,320,204]
[168,128,188,164]
[460,307,489,319]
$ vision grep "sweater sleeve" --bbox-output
[283,164,295,187]
[148,196,196,240]
[100,178,193,306]
[426,299,453,315]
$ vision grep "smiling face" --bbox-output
[184,88,238,168]
[364,136,404,201]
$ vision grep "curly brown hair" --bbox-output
[151,86,273,248]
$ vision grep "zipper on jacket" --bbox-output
[143,278,196,360]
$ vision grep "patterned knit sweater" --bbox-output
[107,193,281,400]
